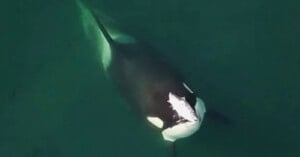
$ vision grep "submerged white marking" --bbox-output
[167,92,197,122]
[195,98,206,118]
[113,34,136,44]
[147,116,164,128]
[183,82,193,93]
[162,121,200,142]
[99,34,112,70]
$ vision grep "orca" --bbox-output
[77,0,206,146]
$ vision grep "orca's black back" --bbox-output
[107,42,197,128]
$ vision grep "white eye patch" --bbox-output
[147,116,164,128]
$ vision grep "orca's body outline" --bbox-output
[77,0,206,144]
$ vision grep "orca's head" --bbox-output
[146,83,206,142]
[161,91,206,142]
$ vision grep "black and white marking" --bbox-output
[78,1,206,142]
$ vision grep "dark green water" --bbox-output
[1,0,299,156]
